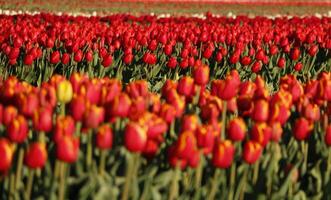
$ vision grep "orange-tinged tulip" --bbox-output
[212,140,235,168]
[0,138,14,172]
[243,140,262,164]
[7,115,29,143]
[95,124,113,150]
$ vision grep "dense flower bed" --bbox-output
[0,13,330,199]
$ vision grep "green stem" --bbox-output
[194,152,203,189]
[228,162,236,200]
[14,148,24,190]
[168,166,180,200]
[99,150,107,176]
[252,159,260,185]
[121,153,135,200]
[58,162,67,200]
[301,141,308,175]
[54,160,60,179]
[86,130,93,170]
[221,101,228,140]
[9,173,15,200]
[239,167,248,200]
[24,170,34,200]
[60,103,65,116]
[207,169,220,200]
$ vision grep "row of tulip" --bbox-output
[0,14,330,85]
[0,61,330,199]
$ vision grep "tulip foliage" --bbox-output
[0,12,330,200]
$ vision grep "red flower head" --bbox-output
[250,122,272,147]
[193,65,210,86]
[216,70,241,100]
[53,115,75,143]
[124,122,147,153]
[56,136,80,163]
[7,115,29,144]
[177,76,195,97]
[107,93,132,119]
[0,138,14,172]
[24,142,47,169]
[96,124,113,150]
[126,80,149,99]
[181,114,200,133]
[251,99,269,122]
[83,105,105,129]
[212,140,235,168]
[33,107,53,132]
[293,118,313,141]
[195,124,215,155]
[3,106,18,127]
[227,117,247,142]
[243,140,263,164]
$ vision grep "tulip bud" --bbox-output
[50,51,60,64]
[56,136,80,163]
[212,140,235,168]
[181,114,200,132]
[177,76,194,97]
[243,140,262,164]
[83,105,105,129]
[3,106,18,127]
[61,53,70,65]
[195,125,215,154]
[0,138,14,172]
[251,99,269,122]
[33,107,53,132]
[290,48,300,61]
[7,115,29,143]
[53,115,75,143]
[24,142,47,169]
[176,131,198,160]
[251,123,272,147]
[193,65,210,86]
[124,122,147,153]
[270,122,283,142]
[277,57,286,69]
[107,93,131,119]
[216,70,241,100]
[227,117,246,141]
[57,80,73,104]
[303,103,320,122]
[102,54,113,67]
[293,118,313,141]
[96,124,113,150]
[69,95,87,121]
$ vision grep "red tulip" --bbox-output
[124,122,147,153]
[243,140,263,164]
[0,138,14,172]
[96,124,113,150]
[293,118,313,141]
[212,140,235,168]
[7,115,29,144]
[227,117,246,142]
[24,142,47,169]
[56,136,80,163]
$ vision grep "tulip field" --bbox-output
[0,12,330,200]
